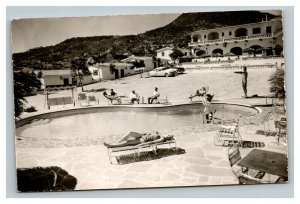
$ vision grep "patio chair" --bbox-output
[238,173,264,184]
[244,111,273,134]
[103,92,122,105]
[214,115,242,146]
[78,93,88,106]
[228,147,248,178]
[273,120,287,146]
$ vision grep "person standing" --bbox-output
[234,66,248,98]
[148,87,160,104]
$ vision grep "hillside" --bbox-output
[12,10,276,70]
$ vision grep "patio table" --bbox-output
[237,149,288,178]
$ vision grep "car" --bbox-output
[174,67,185,74]
[149,66,177,77]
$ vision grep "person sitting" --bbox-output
[148,87,160,104]
[189,87,208,101]
[129,90,140,104]
[103,131,174,148]
[103,91,121,104]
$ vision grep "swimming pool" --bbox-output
[15,103,259,148]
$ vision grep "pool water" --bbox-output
[16,106,255,141]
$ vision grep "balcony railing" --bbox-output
[189,29,283,47]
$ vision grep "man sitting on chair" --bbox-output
[129,90,140,104]
[148,87,160,104]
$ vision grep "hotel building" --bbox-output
[188,18,283,57]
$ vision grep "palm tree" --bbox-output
[71,57,91,92]
[13,70,41,118]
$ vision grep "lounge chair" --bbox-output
[103,92,122,104]
[215,115,242,146]
[105,135,177,164]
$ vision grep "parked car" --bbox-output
[149,67,177,77]
[174,67,185,74]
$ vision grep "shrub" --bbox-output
[17,166,77,192]
[24,106,37,112]
[269,68,286,99]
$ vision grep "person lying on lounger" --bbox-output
[103,91,122,104]
[103,131,174,148]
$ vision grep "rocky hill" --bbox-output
[12,10,277,70]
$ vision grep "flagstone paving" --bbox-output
[15,120,287,190]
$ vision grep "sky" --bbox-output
[11,13,181,53]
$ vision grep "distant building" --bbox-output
[40,69,72,89]
[121,55,155,72]
[156,47,174,61]
[189,18,283,57]
[39,69,93,89]
[88,62,137,81]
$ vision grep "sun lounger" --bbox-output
[214,115,242,146]
[105,138,177,164]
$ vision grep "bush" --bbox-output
[24,106,37,112]
[269,68,286,99]
[17,166,77,192]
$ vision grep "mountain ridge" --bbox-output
[12,10,277,70]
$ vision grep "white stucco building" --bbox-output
[189,18,283,57]
[156,47,174,61]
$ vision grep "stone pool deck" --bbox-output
[15,120,287,190]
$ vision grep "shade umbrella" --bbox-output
[200,53,211,58]
[256,47,272,52]
[212,53,223,57]
[224,52,236,56]
[242,47,255,53]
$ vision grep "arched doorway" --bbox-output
[195,50,206,56]
[235,28,248,37]
[192,34,201,42]
[208,32,219,40]
[230,47,242,56]
[273,45,283,56]
[212,48,223,55]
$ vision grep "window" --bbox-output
[229,31,232,36]
[222,32,224,36]
[252,27,261,34]
[185,52,187,56]
[204,35,206,39]
[92,70,98,76]
[162,52,165,56]
[266,26,272,34]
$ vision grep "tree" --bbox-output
[269,68,286,99]
[70,57,91,92]
[13,70,41,118]
[169,48,184,60]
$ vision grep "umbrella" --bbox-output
[224,52,236,56]
[256,47,272,52]
[212,53,223,57]
[200,53,211,58]
[242,48,255,53]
